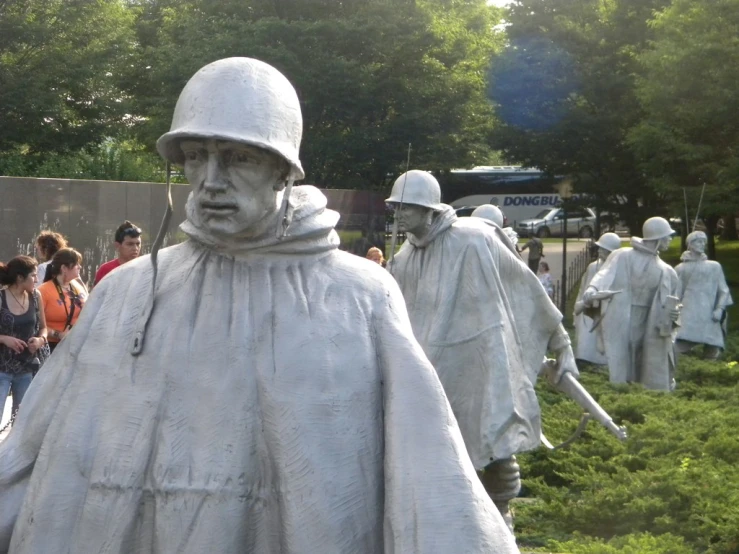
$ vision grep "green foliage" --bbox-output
[0,140,168,182]
[631,0,739,196]
[548,532,694,554]
[0,0,137,153]
[122,0,503,189]
[517,240,739,553]
[488,0,673,233]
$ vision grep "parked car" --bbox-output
[517,207,596,238]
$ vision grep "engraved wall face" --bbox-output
[0,177,386,287]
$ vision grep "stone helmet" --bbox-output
[642,217,676,241]
[385,170,443,210]
[156,57,305,181]
[686,230,707,245]
[471,204,504,227]
[594,232,621,252]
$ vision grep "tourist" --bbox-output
[520,234,544,273]
[538,261,554,299]
[38,248,87,352]
[34,231,67,286]
[0,256,48,420]
[93,221,142,286]
[366,246,385,266]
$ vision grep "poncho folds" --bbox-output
[574,260,607,365]
[0,186,518,554]
[586,238,680,391]
[390,206,566,469]
[675,250,733,348]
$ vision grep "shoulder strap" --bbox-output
[65,286,77,329]
[33,289,41,334]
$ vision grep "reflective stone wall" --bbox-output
[0,177,385,287]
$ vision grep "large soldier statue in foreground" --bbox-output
[387,171,590,530]
[0,59,519,553]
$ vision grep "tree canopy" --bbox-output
[1,0,737,241]
[487,0,672,232]
[1,0,504,188]
[0,0,137,153]
[629,0,739,245]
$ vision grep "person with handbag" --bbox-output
[38,248,87,352]
[0,256,49,423]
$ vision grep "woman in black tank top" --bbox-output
[0,256,48,424]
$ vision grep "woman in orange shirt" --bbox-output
[38,248,88,352]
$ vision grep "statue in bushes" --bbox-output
[386,171,586,530]
[573,232,622,364]
[675,230,733,359]
[0,58,520,554]
[581,217,681,391]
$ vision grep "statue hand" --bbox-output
[669,306,681,323]
[712,308,724,322]
[550,346,578,384]
[585,289,621,303]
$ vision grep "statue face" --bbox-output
[598,247,611,261]
[181,139,286,236]
[657,236,672,252]
[394,204,432,236]
[689,237,707,254]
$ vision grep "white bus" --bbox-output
[438,166,576,226]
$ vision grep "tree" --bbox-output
[123,0,503,189]
[629,0,739,255]
[487,0,671,234]
[0,0,137,155]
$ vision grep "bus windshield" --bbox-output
[437,166,560,205]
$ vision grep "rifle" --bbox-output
[387,143,412,274]
[540,359,627,450]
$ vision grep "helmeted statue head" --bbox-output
[157,57,304,238]
[157,57,304,180]
[641,217,676,251]
[385,170,443,237]
[594,232,621,261]
[471,204,504,227]
[686,230,707,254]
[642,217,675,241]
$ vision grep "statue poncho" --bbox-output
[574,260,607,365]
[675,250,733,349]
[0,186,518,553]
[586,238,679,390]
[390,206,565,469]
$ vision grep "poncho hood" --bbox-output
[680,249,708,262]
[407,204,457,248]
[631,236,659,256]
[180,185,340,258]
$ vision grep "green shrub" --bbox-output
[517,241,739,553]
[547,532,695,554]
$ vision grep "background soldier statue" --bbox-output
[573,232,621,365]
[582,217,681,391]
[675,230,733,359]
[387,170,582,531]
[471,204,520,247]
[0,58,519,554]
